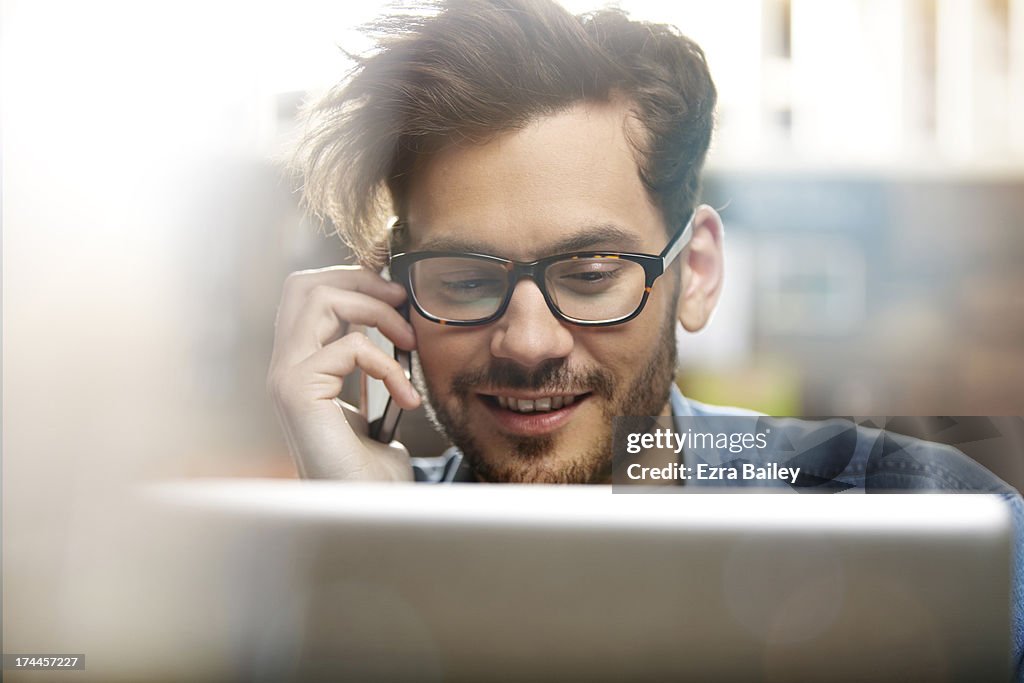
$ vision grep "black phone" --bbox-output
[369,305,411,444]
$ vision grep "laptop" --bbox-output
[135,481,1011,682]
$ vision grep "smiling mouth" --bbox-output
[481,393,590,413]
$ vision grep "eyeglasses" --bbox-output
[388,213,694,327]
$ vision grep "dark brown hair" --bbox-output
[295,0,717,267]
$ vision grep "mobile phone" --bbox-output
[369,305,411,444]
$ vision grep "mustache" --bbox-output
[452,358,614,399]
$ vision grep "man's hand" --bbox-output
[267,266,421,480]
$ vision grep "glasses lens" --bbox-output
[410,257,509,322]
[546,257,647,323]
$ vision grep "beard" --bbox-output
[413,311,679,484]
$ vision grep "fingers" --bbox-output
[268,266,420,415]
[275,266,407,339]
[272,266,415,367]
[288,331,422,410]
[280,286,416,365]
[267,265,420,481]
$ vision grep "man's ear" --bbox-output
[676,205,724,333]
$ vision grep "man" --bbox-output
[269,0,720,484]
[267,0,1022,671]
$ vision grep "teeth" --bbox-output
[496,395,578,413]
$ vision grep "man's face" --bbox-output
[404,100,680,483]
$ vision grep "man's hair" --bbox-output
[295,0,717,267]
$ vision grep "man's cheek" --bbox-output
[410,350,443,405]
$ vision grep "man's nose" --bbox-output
[489,279,574,368]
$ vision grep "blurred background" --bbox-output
[4,0,1024,484]
[4,0,1019,475]
[3,0,1024,665]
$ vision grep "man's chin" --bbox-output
[465,436,612,484]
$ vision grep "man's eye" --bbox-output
[435,274,506,304]
[441,278,502,290]
[559,266,623,284]
[564,270,620,283]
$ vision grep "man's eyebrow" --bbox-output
[413,224,644,256]
[546,225,644,254]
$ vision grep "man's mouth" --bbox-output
[476,391,590,436]
[494,394,581,413]
[480,392,589,412]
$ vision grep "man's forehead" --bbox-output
[398,100,666,260]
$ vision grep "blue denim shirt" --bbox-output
[411,385,1024,677]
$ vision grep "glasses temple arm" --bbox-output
[660,212,696,269]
